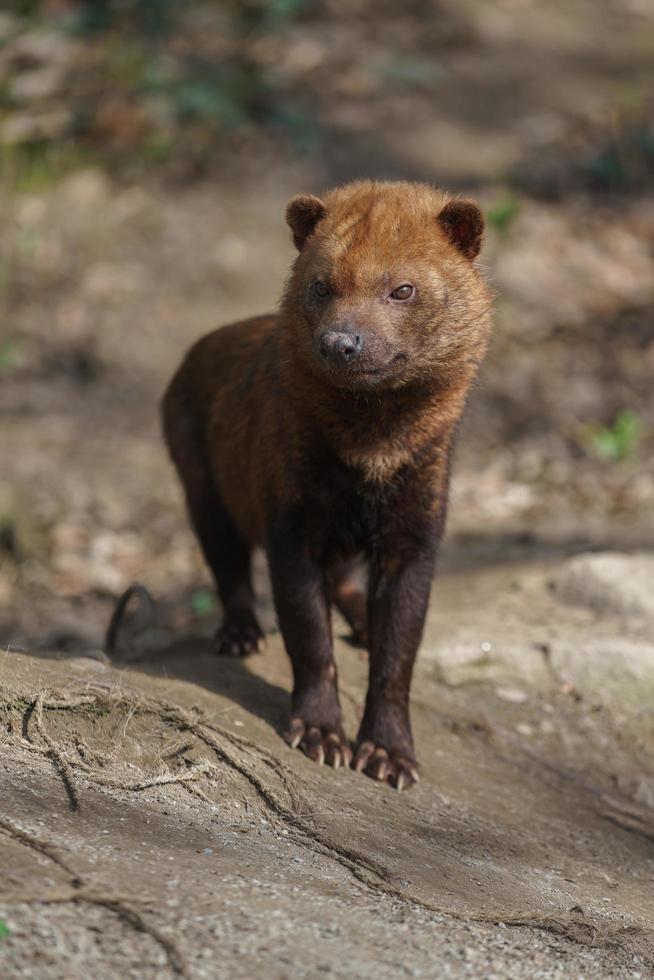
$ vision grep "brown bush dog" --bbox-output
[162,180,492,790]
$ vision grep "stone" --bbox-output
[554,552,654,621]
[495,686,529,703]
[429,640,551,689]
[549,638,654,709]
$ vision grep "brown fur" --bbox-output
[162,180,492,789]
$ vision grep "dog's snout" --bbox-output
[319,330,363,364]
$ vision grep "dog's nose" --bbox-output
[319,330,363,364]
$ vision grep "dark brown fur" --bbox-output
[162,180,492,789]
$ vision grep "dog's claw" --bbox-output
[285,718,349,770]
[352,741,419,790]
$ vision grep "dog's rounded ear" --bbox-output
[286,194,327,251]
[437,200,484,260]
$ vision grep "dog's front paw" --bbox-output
[285,717,352,769]
[352,740,419,791]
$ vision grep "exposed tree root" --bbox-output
[28,693,97,810]
[0,816,190,978]
[0,814,81,883]
[3,889,190,979]
[599,797,654,843]
[3,683,654,966]
[82,760,217,793]
[18,691,218,812]
[104,583,158,656]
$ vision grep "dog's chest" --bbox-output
[301,452,404,555]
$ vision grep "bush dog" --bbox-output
[162,180,491,790]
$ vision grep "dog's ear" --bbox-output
[286,194,327,251]
[437,200,484,260]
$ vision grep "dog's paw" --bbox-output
[352,740,419,791]
[285,717,352,769]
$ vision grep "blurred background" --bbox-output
[0,0,653,651]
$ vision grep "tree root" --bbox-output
[2,889,190,979]
[0,814,81,883]
[4,683,654,966]
[0,816,189,978]
[19,691,218,812]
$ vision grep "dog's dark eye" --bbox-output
[313,281,330,299]
[390,284,415,301]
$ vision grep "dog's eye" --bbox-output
[390,284,414,301]
[313,281,330,299]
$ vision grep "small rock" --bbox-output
[10,64,64,102]
[549,638,654,710]
[554,552,654,621]
[60,169,111,209]
[1,108,71,144]
[2,30,76,71]
[495,686,528,703]
[88,530,148,594]
[430,642,551,689]
[633,780,654,809]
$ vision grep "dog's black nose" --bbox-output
[319,330,363,364]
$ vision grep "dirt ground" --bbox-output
[1,0,654,977]
[2,547,654,979]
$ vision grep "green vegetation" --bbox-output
[191,588,217,618]
[582,410,643,463]
[0,0,320,178]
[486,193,520,233]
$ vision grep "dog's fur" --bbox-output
[162,180,492,788]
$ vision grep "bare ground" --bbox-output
[2,545,654,979]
